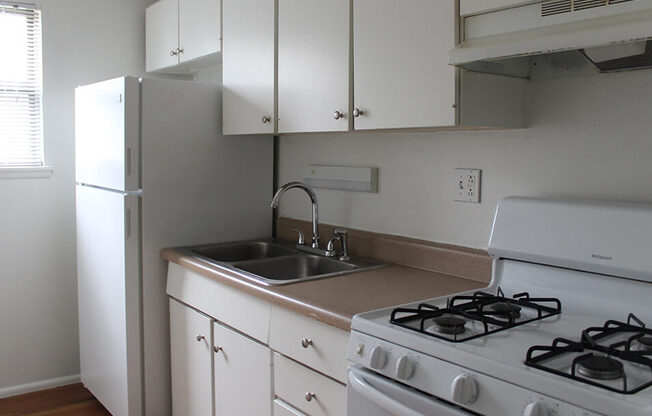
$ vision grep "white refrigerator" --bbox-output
[75,76,272,416]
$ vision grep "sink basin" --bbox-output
[191,241,297,263]
[234,255,356,282]
[179,239,386,285]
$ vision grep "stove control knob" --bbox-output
[451,373,478,405]
[523,401,546,416]
[395,355,414,380]
[369,346,387,369]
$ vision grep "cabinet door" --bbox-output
[353,0,456,130]
[222,0,275,135]
[170,299,213,416]
[146,0,179,72]
[213,322,272,416]
[179,0,221,63]
[278,0,349,133]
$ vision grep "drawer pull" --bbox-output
[301,338,313,348]
[196,334,205,342]
[213,345,223,353]
[305,392,316,402]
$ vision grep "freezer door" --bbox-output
[76,185,141,416]
[75,76,140,191]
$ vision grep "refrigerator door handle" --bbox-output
[125,209,131,239]
[126,147,132,177]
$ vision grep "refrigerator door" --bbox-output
[75,76,140,192]
[76,185,141,416]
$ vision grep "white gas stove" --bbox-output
[347,197,652,416]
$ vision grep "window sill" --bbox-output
[0,166,54,180]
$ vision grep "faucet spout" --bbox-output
[271,182,320,248]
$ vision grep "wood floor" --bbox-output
[0,384,110,416]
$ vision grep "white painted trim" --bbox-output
[0,374,81,399]
[0,165,54,180]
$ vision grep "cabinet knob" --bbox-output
[177,47,184,55]
[196,334,205,342]
[170,49,178,56]
[353,108,364,117]
[262,115,271,124]
[333,110,344,120]
[301,338,313,348]
[304,392,316,402]
[213,345,223,353]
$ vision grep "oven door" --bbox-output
[347,366,474,416]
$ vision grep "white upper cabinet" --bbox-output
[222,0,276,135]
[179,0,221,62]
[146,0,220,73]
[146,0,179,72]
[353,0,456,130]
[219,0,526,133]
[277,0,350,133]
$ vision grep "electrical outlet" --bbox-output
[455,168,481,203]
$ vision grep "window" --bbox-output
[0,2,43,167]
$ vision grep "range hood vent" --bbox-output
[451,0,652,75]
[541,0,635,17]
[582,39,652,72]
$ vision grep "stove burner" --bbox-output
[390,288,562,343]
[489,302,521,319]
[431,315,467,335]
[638,336,652,352]
[576,355,624,380]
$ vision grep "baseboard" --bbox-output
[0,374,81,399]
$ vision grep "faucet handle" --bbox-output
[326,236,341,256]
[334,229,349,261]
[292,228,305,245]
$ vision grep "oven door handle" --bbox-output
[348,368,471,416]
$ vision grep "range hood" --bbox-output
[450,0,652,75]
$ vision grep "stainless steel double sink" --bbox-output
[179,240,385,285]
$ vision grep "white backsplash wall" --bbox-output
[278,66,652,249]
[0,0,154,397]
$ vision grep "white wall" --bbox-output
[0,0,153,396]
[278,61,652,249]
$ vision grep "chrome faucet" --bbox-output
[271,182,320,249]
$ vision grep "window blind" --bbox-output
[0,2,43,166]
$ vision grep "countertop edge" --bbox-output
[162,248,355,330]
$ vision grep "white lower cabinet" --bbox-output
[170,299,214,416]
[168,267,347,415]
[269,305,349,384]
[274,353,346,416]
[213,321,272,416]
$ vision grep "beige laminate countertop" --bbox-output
[162,248,488,331]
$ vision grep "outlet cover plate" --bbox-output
[455,168,481,203]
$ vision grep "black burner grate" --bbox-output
[525,314,652,394]
[389,287,562,343]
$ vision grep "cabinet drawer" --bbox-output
[269,305,348,383]
[167,262,271,343]
[274,354,345,416]
[274,399,306,416]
